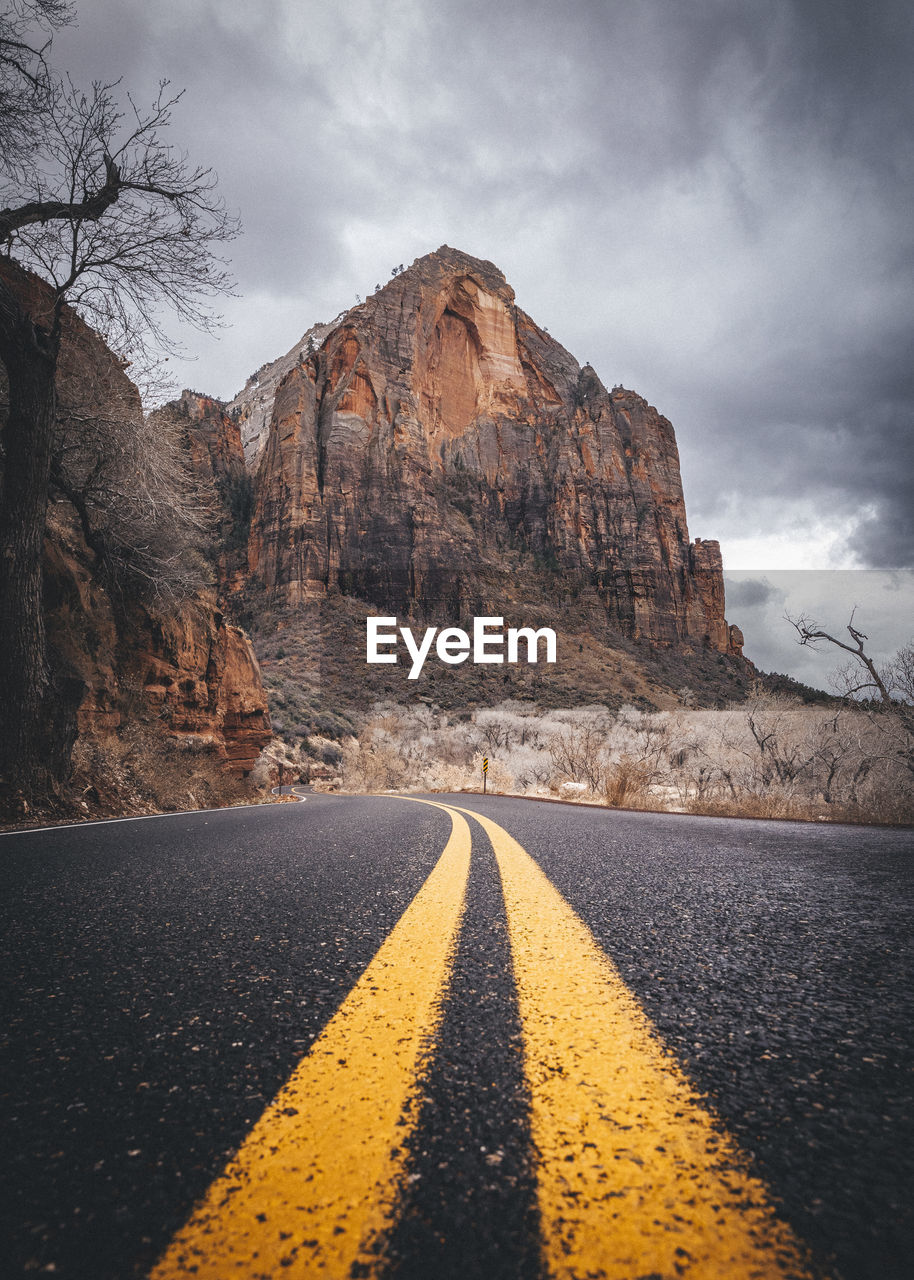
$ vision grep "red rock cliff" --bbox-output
[44,512,273,773]
[241,247,737,651]
[153,390,253,594]
[0,260,272,775]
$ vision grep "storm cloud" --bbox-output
[51,0,913,575]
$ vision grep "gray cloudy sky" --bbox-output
[724,570,911,689]
[52,0,913,602]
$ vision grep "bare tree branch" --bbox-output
[0,0,73,172]
[0,152,121,239]
[2,76,239,381]
[785,609,914,782]
[786,608,893,705]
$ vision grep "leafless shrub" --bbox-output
[341,727,409,793]
[603,756,652,808]
[246,756,274,790]
[611,705,672,786]
[336,695,912,823]
[548,721,609,793]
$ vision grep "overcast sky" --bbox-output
[49,0,913,656]
[724,570,911,689]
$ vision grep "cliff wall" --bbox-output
[238,247,739,653]
[0,259,272,790]
[44,507,272,773]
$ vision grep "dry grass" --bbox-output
[336,694,913,825]
[68,724,256,818]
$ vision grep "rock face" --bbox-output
[44,511,273,772]
[177,390,248,496]
[238,246,739,652]
[155,391,253,593]
[0,260,272,776]
[123,609,272,771]
[227,319,342,469]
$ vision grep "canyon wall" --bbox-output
[0,260,272,778]
[44,509,272,773]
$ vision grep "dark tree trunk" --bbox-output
[0,277,61,798]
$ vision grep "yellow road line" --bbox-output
[149,805,471,1279]
[421,799,817,1280]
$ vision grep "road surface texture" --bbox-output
[1,794,911,1279]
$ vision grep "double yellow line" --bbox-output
[151,799,818,1279]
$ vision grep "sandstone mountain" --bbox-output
[1,245,754,820]
[178,247,750,732]
[232,247,742,655]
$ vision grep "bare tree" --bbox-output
[787,609,914,782]
[786,608,893,703]
[0,1,71,171]
[745,694,813,788]
[51,372,215,601]
[0,8,238,798]
[886,642,914,705]
[548,722,608,793]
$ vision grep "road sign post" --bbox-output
[482,756,489,794]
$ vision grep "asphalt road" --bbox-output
[1,795,911,1279]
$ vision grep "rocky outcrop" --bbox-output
[177,390,247,494]
[0,260,273,779]
[226,319,342,468]
[239,246,737,651]
[690,539,744,656]
[154,391,253,592]
[44,505,272,773]
[123,609,271,771]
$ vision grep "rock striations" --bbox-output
[231,246,740,654]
